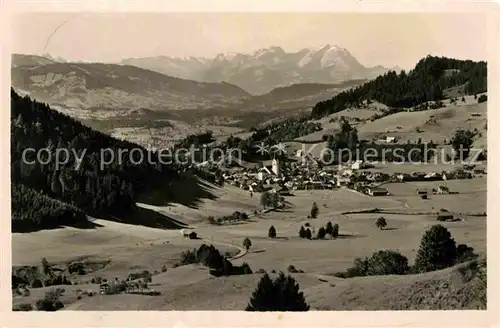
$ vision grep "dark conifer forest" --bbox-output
[311,56,487,118]
[11,89,180,232]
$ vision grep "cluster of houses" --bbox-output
[194,151,486,198]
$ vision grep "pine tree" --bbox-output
[243,237,252,251]
[310,202,319,219]
[375,217,387,230]
[332,224,339,238]
[268,225,276,238]
[298,226,306,238]
[305,228,312,240]
[414,224,457,273]
[245,273,276,311]
[317,227,326,239]
[246,272,309,311]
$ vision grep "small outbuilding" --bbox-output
[367,187,389,196]
[437,212,454,222]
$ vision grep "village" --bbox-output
[192,147,487,201]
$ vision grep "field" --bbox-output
[12,176,486,310]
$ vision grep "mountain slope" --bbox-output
[10,89,198,232]
[120,45,398,94]
[11,61,250,111]
[311,55,487,118]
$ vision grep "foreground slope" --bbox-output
[14,259,483,311]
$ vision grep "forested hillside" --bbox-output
[311,56,487,118]
[11,89,181,232]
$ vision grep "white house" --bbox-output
[257,166,273,181]
[386,136,397,143]
[351,160,364,170]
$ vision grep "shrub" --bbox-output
[246,272,309,311]
[22,287,31,296]
[310,202,319,219]
[325,222,333,235]
[365,250,409,275]
[260,192,271,208]
[13,303,33,311]
[456,244,478,263]
[31,279,43,288]
[180,249,198,265]
[375,217,387,230]
[243,237,252,251]
[126,270,152,283]
[304,222,310,227]
[268,226,277,238]
[241,262,253,274]
[414,224,457,273]
[68,262,86,275]
[44,275,72,286]
[161,265,167,273]
[332,224,339,238]
[35,288,65,311]
[478,94,487,103]
[90,276,102,284]
[287,265,298,273]
[179,244,251,276]
[336,250,409,278]
[105,281,127,295]
[451,129,475,159]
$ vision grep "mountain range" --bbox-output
[10,52,369,122]
[120,45,400,94]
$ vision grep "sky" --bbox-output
[12,12,488,69]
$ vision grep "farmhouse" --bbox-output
[437,212,454,221]
[351,160,365,170]
[437,186,450,194]
[424,172,442,181]
[367,187,389,196]
[257,166,273,181]
[416,189,428,195]
[100,283,109,294]
[386,136,397,143]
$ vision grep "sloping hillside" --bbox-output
[33,259,484,310]
[10,89,213,232]
[311,56,487,118]
[11,54,57,67]
[11,62,250,111]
